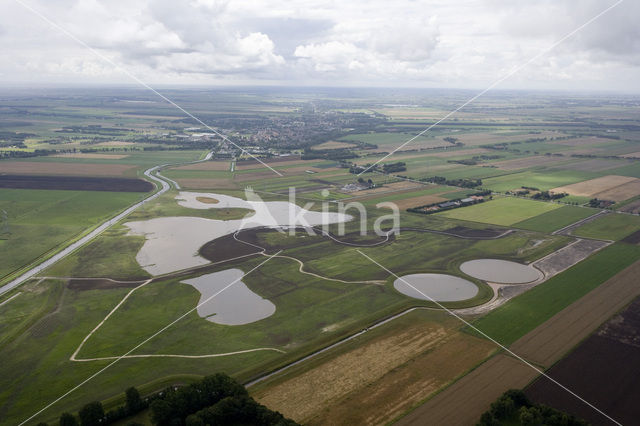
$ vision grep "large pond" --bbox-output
[460,259,542,284]
[393,273,479,302]
[125,191,352,275]
[181,269,275,325]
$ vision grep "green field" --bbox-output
[0,189,144,282]
[471,243,640,345]
[513,205,597,233]
[0,188,568,423]
[436,197,561,226]
[572,213,640,241]
[481,170,598,192]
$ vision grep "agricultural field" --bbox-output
[2,87,640,426]
[572,212,640,241]
[526,294,640,426]
[436,197,561,226]
[0,188,145,282]
[512,205,597,233]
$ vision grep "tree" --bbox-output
[125,387,143,414]
[59,412,79,426]
[78,401,104,426]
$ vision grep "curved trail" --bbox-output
[232,230,386,285]
[68,227,385,363]
[0,152,212,297]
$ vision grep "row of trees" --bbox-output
[57,387,146,426]
[51,374,297,426]
[477,389,588,426]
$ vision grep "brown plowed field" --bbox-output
[526,297,640,426]
[0,161,135,176]
[619,199,640,214]
[397,259,640,426]
[394,194,448,210]
[622,230,640,244]
[552,175,640,200]
[595,180,640,201]
[510,259,640,367]
[0,174,153,192]
[397,354,538,426]
[254,319,495,426]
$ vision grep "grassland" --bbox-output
[0,189,144,283]
[513,205,597,233]
[571,213,640,241]
[436,197,561,226]
[481,170,598,192]
[3,88,640,425]
[0,188,566,423]
[471,243,640,345]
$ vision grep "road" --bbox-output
[0,152,212,297]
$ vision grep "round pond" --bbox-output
[393,273,479,302]
[460,259,542,284]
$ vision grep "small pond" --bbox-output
[393,273,479,302]
[460,259,542,284]
[181,269,275,325]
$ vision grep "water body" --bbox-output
[394,273,479,302]
[181,269,275,325]
[460,259,542,284]
[126,191,352,275]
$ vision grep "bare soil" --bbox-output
[0,161,135,176]
[622,230,640,244]
[397,354,538,426]
[0,174,153,192]
[526,296,640,426]
[551,175,639,199]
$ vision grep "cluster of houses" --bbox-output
[421,195,485,213]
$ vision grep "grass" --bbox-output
[471,243,640,345]
[513,205,597,233]
[0,199,563,423]
[436,197,561,226]
[572,213,640,241]
[481,170,599,192]
[0,189,144,283]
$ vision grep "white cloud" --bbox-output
[0,0,638,90]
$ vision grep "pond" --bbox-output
[460,259,542,284]
[181,269,275,325]
[393,273,479,302]
[125,191,352,275]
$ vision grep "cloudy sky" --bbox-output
[1,0,639,91]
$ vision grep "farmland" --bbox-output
[572,212,640,241]
[1,87,640,425]
[436,197,561,226]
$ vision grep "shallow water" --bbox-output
[181,269,275,325]
[126,191,352,275]
[460,259,541,284]
[393,273,478,302]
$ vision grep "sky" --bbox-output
[1,0,639,91]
